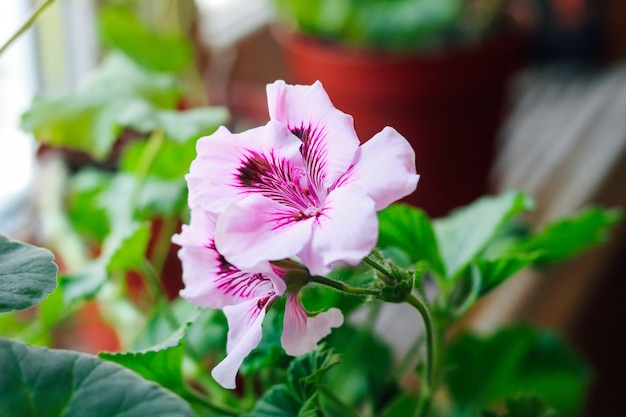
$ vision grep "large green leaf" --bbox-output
[445,325,589,417]
[0,235,57,312]
[377,204,445,277]
[515,206,621,265]
[434,191,534,280]
[100,309,199,395]
[21,53,181,161]
[0,338,192,416]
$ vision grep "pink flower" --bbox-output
[172,207,343,389]
[187,80,419,275]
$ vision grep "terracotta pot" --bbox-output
[275,28,527,217]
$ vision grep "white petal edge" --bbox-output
[281,293,344,356]
[345,126,420,210]
[211,297,271,389]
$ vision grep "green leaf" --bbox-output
[67,169,113,244]
[150,107,229,144]
[288,346,341,402]
[445,325,589,417]
[246,346,339,417]
[100,6,193,73]
[21,53,180,160]
[100,309,199,395]
[434,190,534,280]
[245,385,301,417]
[515,206,622,265]
[475,252,540,295]
[323,323,393,409]
[380,393,420,417]
[0,338,193,416]
[0,235,57,312]
[61,221,149,304]
[377,204,445,277]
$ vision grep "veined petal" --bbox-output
[215,194,313,270]
[298,186,378,275]
[338,127,420,210]
[281,293,343,356]
[173,207,284,308]
[187,121,304,214]
[267,80,360,192]
[212,295,276,389]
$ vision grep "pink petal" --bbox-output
[211,295,276,389]
[281,293,343,356]
[187,122,303,214]
[298,186,378,275]
[173,207,284,308]
[266,80,360,190]
[340,127,419,210]
[215,193,313,270]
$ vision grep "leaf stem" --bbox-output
[406,293,437,417]
[310,275,379,297]
[131,129,165,209]
[140,260,179,328]
[0,0,57,57]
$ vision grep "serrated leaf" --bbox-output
[0,338,193,416]
[446,325,589,417]
[434,190,534,280]
[288,346,341,402]
[0,235,58,312]
[377,204,445,277]
[516,207,621,265]
[100,309,199,395]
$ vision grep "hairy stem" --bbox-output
[310,275,379,297]
[406,293,437,417]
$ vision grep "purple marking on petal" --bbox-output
[235,149,330,230]
[246,291,276,325]
[290,121,329,201]
[206,239,275,300]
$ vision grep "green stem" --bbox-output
[310,275,379,297]
[141,260,179,328]
[131,129,165,209]
[0,0,57,57]
[406,293,437,417]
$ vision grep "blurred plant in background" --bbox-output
[0,1,622,417]
[272,0,514,51]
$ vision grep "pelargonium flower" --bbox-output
[172,206,343,389]
[187,80,419,275]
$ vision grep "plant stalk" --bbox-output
[406,293,437,417]
[0,0,57,57]
[310,275,379,297]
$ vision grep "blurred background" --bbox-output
[1,0,625,415]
